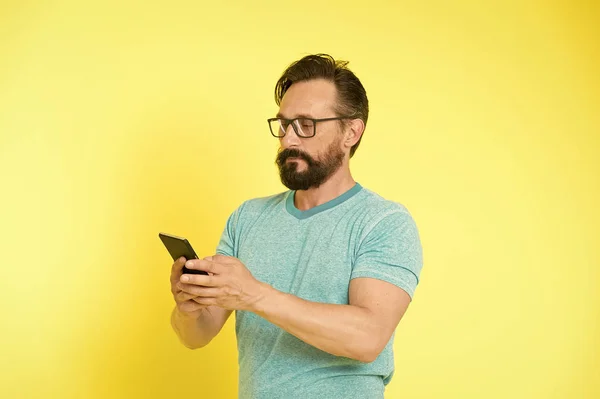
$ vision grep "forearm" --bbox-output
[170,306,220,349]
[252,284,381,362]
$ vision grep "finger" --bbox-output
[175,290,197,303]
[179,273,217,287]
[178,283,217,297]
[209,254,235,263]
[190,287,221,298]
[192,297,217,306]
[171,257,187,280]
[178,300,206,313]
[172,280,185,296]
[185,259,223,275]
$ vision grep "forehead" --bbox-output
[278,79,338,118]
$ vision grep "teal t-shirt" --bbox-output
[216,183,423,399]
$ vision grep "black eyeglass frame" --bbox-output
[267,116,355,138]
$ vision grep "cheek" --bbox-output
[308,137,330,156]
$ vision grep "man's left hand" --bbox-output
[178,255,267,311]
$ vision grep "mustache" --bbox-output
[276,148,314,167]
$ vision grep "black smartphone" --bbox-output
[158,232,208,275]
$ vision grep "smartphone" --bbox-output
[158,232,208,275]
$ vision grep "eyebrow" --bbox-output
[275,112,315,119]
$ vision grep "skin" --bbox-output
[170,78,412,362]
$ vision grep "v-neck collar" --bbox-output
[285,183,363,220]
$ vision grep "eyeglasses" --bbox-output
[267,116,354,138]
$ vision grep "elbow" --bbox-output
[182,342,207,350]
[180,337,210,350]
[348,338,385,364]
[355,348,381,364]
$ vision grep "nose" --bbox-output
[280,123,302,147]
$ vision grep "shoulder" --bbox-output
[354,187,419,238]
[227,190,290,219]
[357,187,413,220]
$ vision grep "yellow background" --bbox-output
[1,1,598,398]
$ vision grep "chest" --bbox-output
[236,217,360,304]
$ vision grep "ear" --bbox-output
[344,118,365,149]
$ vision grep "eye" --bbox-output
[299,119,314,129]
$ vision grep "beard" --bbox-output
[276,139,345,191]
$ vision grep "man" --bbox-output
[169,53,423,399]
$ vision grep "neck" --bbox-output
[293,165,356,211]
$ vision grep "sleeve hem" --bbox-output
[350,269,416,299]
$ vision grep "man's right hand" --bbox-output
[169,256,234,349]
[171,256,207,318]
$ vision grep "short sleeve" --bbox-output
[351,210,423,299]
[215,202,245,258]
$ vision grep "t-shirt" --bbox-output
[215,182,423,399]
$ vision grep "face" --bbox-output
[275,79,347,190]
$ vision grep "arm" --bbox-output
[171,305,233,349]
[170,201,243,349]
[182,257,416,361]
[250,210,421,362]
[169,256,233,349]
[180,259,410,360]
[252,277,411,363]
[182,209,422,359]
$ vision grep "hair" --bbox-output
[274,53,369,158]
